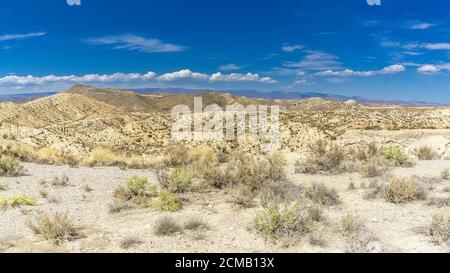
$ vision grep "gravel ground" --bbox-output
[0,160,449,253]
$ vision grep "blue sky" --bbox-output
[0,0,450,103]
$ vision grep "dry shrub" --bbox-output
[383,177,426,204]
[296,139,347,174]
[340,213,378,253]
[354,142,379,162]
[440,169,450,180]
[152,191,182,212]
[163,144,193,167]
[108,200,132,214]
[0,196,36,209]
[166,166,196,193]
[382,145,414,167]
[85,147,122,167]
[427,198,450,208]
[426,211,449,245]
[27,212,82,245]
[258,180,302,208]
[51,175,69,187]
[414,146,439,160]
[34,147,61,165]
[0,155,26,177]
[359,160,385,178]
[184,218,209,231]
[309,233,327,247]
[216,144,231,163]
[154,216,182,236]
[305,183,341,206]
[251,204,311,244]
[120,236,143,249]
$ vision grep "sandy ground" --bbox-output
[0,159,449,253]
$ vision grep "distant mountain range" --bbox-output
[0,86,444,106]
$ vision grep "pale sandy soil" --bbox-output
[0,159,449,253]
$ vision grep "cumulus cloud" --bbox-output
[157,70,209,81]
[417,64,450,74]
[85,34,186,53]
[0,70,277,87]
[316,64,406,77]
[0,32,46,42]
[281,44,305,52]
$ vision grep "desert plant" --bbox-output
[383,177,426,204]
[309,233,327,247]
[426,211,449,245]
[39,190,49,199]
[51,175,69,187]
[108,200,132,214]
[114,176,157,204]
[305,183,341,206]
[154,216,182,236]
[414,146,439,160]
[252,204,311,243]
[120,236,143,249]
[85,147,124,167]
[163,144,193,167]
[184,218,209,231]
[167,166,196,193]
[382,145,413,167]
[152,191,182,212]
[354,142,379,162]
[27,212,82,245]
[340,213,366,238]
[440,169,450,180]
[0,155,25,177]
[296,139,346,174]
[359,160,384,178]
[0,195,36,209]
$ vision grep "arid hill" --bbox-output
[0,84,448,156]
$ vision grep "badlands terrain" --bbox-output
[0,84,449,253]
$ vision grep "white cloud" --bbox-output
[316,64,405,77]
[417,64,450,74]
[218,64,241,71]
[0,71,157,85]
[85,34,186,53]
[423,43,450,51]
[281,44,305,52]
[409,22,435,30]
[0,32,46,42]
[210,72,277,83]
[284,50,342,71]
[157,69,209,81]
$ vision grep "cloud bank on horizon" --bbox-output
[0,0,449,103]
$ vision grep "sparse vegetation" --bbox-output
[305,183,341,206]
[296,139,347,174]
[440,169,450,180]
[383,177,426,204]
[340,213,377,253]
[184,218,209,231]
[382,145,414,167]
[163,144,194,167]
[251,204,311,243]
[425,211,449,245]
[154,216,182,236]
[108,200,132,214]
[120,236,143,249]
[414,146,439,160]
[0,195,36,209]
[27,212,82,245]
[0,155,26,177]
[51,175,70,187]
[152,191,182,212]
[114,176,157,204]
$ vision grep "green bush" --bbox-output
[382,145,413,167]
[152,191,182,212]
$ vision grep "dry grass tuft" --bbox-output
[414,146,439,160]
[51,175,69,187]
[120,236,143,249]
[0,155,26,177]
[305,183,341,206]
[108,200,132,214]
[340,213,378,253]
[383,177,426,204]
[296,139,347,174]
[154,216,182,236]
[425,211,449,245]
[27,212,82,245]
[184,218,210,231]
